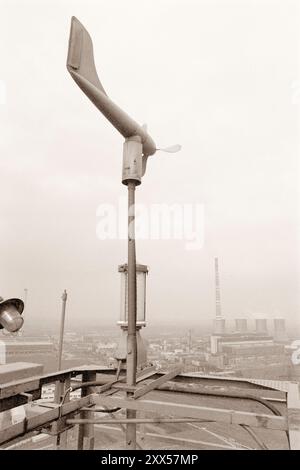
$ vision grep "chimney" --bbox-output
[213,258,225,334]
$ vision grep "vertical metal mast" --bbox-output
[126,181,137,449]
[55,290,67,403]
[57,290,67,371]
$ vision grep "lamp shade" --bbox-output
[0,298,24,332]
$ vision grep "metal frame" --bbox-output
[0,366,299,450]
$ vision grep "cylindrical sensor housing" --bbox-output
[122,136,143,185]
[118,263,148,327]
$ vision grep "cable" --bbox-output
[92,407,121,414]
[159,382,282,416]
[158,383,288,450]
[59,363,123,416]
[240,425,268,450]
[180,386,289,449]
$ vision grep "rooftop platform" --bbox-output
[0,363,299,450]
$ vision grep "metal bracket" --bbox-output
[133,366,182,399]
[19,392,33,403]
[41,413,76,436]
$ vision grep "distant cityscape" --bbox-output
[1,315,299,382]
[1,256,299,450]
[1,312,299,450]
[1,256,299,385]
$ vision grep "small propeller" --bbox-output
[140,123,181,176]
[142,143,181,175]
[157,144,182,153]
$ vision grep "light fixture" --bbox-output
[0,298,24,333]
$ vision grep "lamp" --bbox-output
[0,298,24,333]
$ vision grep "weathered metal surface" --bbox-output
[133,366,182,399]
[89,367,290,393]
[150,381,285,414]
[56,376,71,448]
[0,367,287,415]
[0,362,43,385]
[91,395,288,431]
[0,389,41,413]
[0,379,40,400]
[1,366,282,396]
[93,424,246,450]
[0,367,111,400]
[77,371,97,450]
[0,395,93,445]
[287,382,300,450]
[0,366,296,449]
[156,381,286,402]
[67,417,225,425]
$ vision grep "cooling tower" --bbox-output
[235,318,247,333]
[273,318,288,342]
[255,318,268,334]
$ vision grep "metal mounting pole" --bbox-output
[122,135,142,451]
[55,290,68,449]
[24,288,28,308]
[54,290,67,403]
[126,180,137,449]
[77,371,96,450]
[58,290,67,371]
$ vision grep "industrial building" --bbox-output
[208,259,291,379]
[1,341,53,358]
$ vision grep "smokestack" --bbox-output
[273,318,288,342]
[214,318,226,335]
[235,318,247,333]
[215,258,221,319]
[255,318,268,334]
[213,258,225,334]
[210,335,220,354]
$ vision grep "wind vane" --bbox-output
[66,16,181,181]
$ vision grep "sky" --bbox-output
[0,0,299,334]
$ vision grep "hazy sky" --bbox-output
[0,0,299,333]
